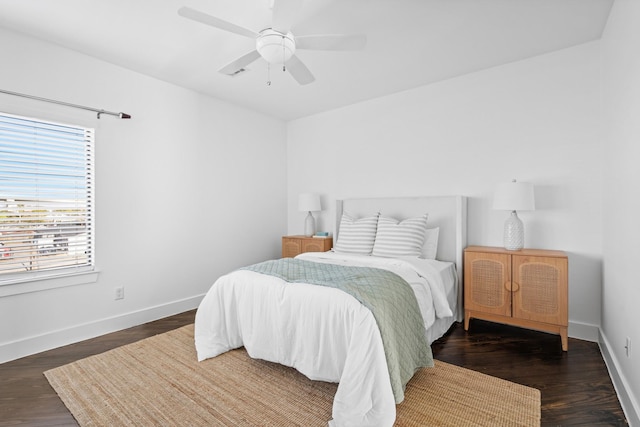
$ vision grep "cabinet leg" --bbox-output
[560,327,568,351]
[464,311,470,331]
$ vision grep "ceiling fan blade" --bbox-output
[272,0,302,33]
[218,50,262,75]
[178,6,257,39]
[296,34,367,51]
[286,55,315,85]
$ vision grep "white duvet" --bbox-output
[194,252,454,427]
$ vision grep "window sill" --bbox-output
[0,269,100,297]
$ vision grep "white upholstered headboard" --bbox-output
[335,196,468,285]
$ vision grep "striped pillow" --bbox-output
[334,212,379,255]
[372,214,429,258]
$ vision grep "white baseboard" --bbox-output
[0,294,205,364]
[569,320,600,342]
[600,330,640,427]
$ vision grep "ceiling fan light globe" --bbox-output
[256,29,296,64]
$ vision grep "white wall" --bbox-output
[601,0,640,424]
[287,42,603,340]
[0,28,287,362]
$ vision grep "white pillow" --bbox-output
[372,214,428,258]
[333,212,379,255]
[422,227,440,259]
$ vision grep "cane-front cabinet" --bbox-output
[464,246,569,351]
[282,235,333,258]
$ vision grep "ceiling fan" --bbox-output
[178,0,367,85]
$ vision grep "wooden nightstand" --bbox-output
[463,246,569,351]
[282,235,333,258]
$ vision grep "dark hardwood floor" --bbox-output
[433,320,627,426]
[1,311,196,427]
[0,311,627,426]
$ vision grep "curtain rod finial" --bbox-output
[118,112,131,119]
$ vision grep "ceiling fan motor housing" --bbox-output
[256,29,296,64]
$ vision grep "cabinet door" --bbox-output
[512,255,568,326]
[302,239,325,253]
[465,251,512,317]
[282,238,301,258]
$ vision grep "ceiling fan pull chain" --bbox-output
[266,62,271,86]
[282,36,287,72]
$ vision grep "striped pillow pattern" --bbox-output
[372,214,429,258]
[334,212,379,255]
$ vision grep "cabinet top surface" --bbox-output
[284,235,332,240]
[465,245,566,258]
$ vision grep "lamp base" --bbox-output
[503,211,524,250]
[304,211,316,237]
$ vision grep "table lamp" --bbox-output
[493,179,535,250]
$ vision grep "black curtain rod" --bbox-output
[0,88,131,119]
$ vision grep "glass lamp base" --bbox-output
[504,211,524,250]
[304,212,316,237]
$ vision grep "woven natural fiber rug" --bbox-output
[45,324,540,426]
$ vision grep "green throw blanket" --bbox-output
[241,258,433,403]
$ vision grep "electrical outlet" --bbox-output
[626,337,631,358]
[114,287,124,300]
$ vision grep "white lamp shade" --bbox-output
[493,181,535,211]
[298,193,321,212]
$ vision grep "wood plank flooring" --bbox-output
[434,319,628,426]
[0,311,628,426]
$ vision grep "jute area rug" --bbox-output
[45,324,540,426]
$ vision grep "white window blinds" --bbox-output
[0,112,94,283]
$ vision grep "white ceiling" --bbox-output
[0,0,613,121]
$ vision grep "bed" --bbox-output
[195,195,467,427]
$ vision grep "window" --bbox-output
[0,112,94,284]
